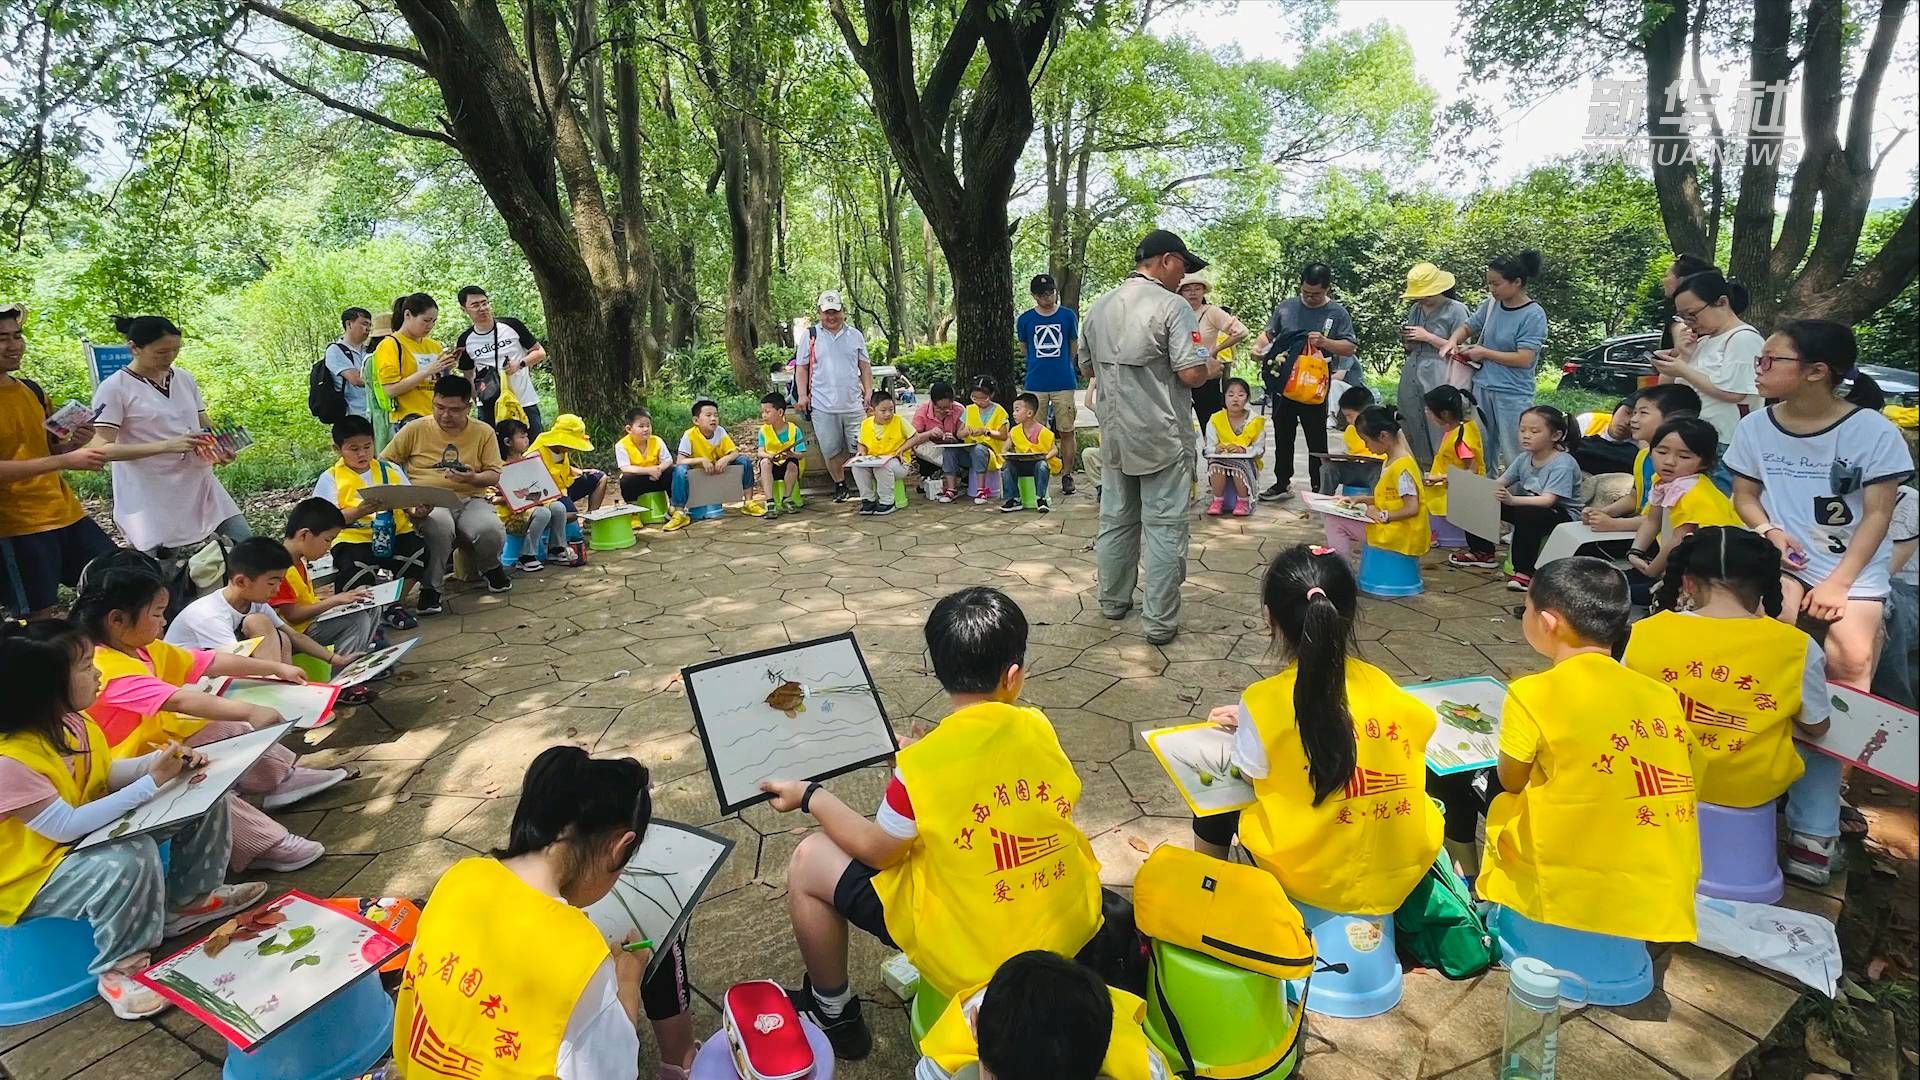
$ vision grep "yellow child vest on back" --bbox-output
[921,983,1161,1080]
[393,858,611,1080]
[534,446,572,494]
[685,426,735,463]
[759,423,800,457]
[1237,659,1443,915]
[859,415,913,460]
[618,433,665,467]
[1623,612,1807,808]
[329,460,415,545]
[1368,455,1432,558]
[1340,425,1383,459]
[0,721,111,924]
[92,642,208,754]
[1423,420,1485,518]
[1009,423,1063,475]
[281,559,320,633]
[1478,654,1703,942]
[870,701,1103,998]
[1207,411,1266,471]
[963,404,1007,470]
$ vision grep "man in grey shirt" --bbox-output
[1082,229,1222,644]
[324,307,373,418]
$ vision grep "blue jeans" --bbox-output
[1710,446,1734,496]
[1002,461,1051,500]
[1477,387,1533,474]
[1873,579,1917,707]
[670,460,754,508]
[1785,745,1844,841]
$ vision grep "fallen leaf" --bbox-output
[482,782,501,796]
[1804,1019,1853,1075]
[1127,836,1150,854]
[1840,977,1874,1002]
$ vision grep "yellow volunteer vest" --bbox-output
[394,858,610,1080]
[0,721,110,924]
[1623,612,1806,808]
[859,415,912,460]
[1340,425,1384,460]
[494,382,529,429]
[685,426,735,463]
[1580,412,1613,438]
[758,423,800,457]
[1423,420,1485,517]
[1632,447,1657,514]
[963,404,1007,470]
[1659,475,1744,539]
[1009,422,1063,475]
[92,642,208,754]
[1207,411,1265,471]
[618,433,665,468]
[1479,654,1702,941]
[282,559,319,633]
[871,701,1102,998]
[329,460,415,546]
[534,446,571,493]
[1238,659,1443,915]
[922,983,1159,1080]
[1368,455,1432,558]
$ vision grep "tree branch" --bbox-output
[240,0,427,68]
[226,46,454,145]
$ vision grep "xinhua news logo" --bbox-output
[1583,78,1801,167]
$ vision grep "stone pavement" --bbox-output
[2,489,1839,1079]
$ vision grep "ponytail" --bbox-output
[113,315,181,347]
[496,746,652,875]
[1675,270,1751,317]
[1655,526,1783,617]
[0,619,92,751]
[1523,405,1579,454]
[1487,249,1544,286]
[1262,546,1359,805]
[392,292,437,333]
[1422,385,1475,426]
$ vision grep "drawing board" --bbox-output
[356,483,463,511]
[328,639,418,690]
[1800,686,1917,791]
[310,577,405,624]
[581,821,736,978]
[217,679,342,729]
[138,890,405,1051]
[1443,466,1501,543]
[75,723,295,850]
[1141,723,1254,816]
[581,503,641,522]
[498,455,562,512]
[684,633,897,814]
[1299,489,1376,523]
[1403,676,1506,775]
[846,455,893,468]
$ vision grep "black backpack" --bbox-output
[308,347,350,425]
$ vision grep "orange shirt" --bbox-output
[0,378,86,539]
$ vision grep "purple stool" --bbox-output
[690,1016,835,1079]
[1431,514,1467,549]
[1696,801,1785,904]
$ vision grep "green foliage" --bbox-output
[894,343,957,389]
[1855,207,1917,370]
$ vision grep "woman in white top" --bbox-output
[1651,270,1761,481]
[89,316,247,553]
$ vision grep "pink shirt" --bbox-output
[89,647,217,746]
[912,401,964,439]
[0,716,97,818]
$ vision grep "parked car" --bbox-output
[1558,331,1918,408]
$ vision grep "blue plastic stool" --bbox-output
[565,519,583,544]
[688,503,726,522]
[1696,801,1785,904]
[909,984,952,1049]
[0,840,171,1027]
[1357,545,1424,598]
[222,967,392,1079]
[1492,906,1653,1007]
[1293,901,1401,1018]
[1431,514,1467,549]
[502,532,524,563]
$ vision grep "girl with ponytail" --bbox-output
[1348,405,1432,564]
[1422,385,1489,562]
[1190,545,1443,917]
[371,293,452,425]
[1625,416,1744,582]
[1652,269,1763,482]
[396,746,698,1079]
[1622,526,1844,885]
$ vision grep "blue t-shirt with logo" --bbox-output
[1017,306,1080,392]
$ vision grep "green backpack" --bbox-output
[1394,853,1497,979]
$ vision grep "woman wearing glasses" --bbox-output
[1650,270,1763,493]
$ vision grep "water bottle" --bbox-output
[1502,957,1579,1079]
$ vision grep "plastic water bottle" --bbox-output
[1502,957,1567,1079]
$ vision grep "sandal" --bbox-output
[383,605,418,630]
[339,684,377,707]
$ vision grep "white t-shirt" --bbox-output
[1892,485,1918,590]
[795,325,869,414]
[310,460,411,503]
[1687,323,1762,444]
[457,318,540,407]
[555,959,641,1080]
[1725,406,1914,597]
[91,366,243,551]
[165,590,284,650]
[612,435,672,471]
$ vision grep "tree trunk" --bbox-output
[670,241,698,348]
[923,216,941,344]
[1643,3,1709,259]
[942,225,1017,389]
[879,158,908,360]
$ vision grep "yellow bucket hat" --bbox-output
[1402,263,1456,300]
[533,413,594,452]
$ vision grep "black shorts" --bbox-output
[565,471,602,502]
[0,515,115,615]
[832,860,898,948]
[641,938,692,1021]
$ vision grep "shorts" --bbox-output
[1028,389,1077,432]
[565,471,602,502]
[832,860,898,948]
[1,515,116,615]
[813,410,865,460]
[642,938,692,1021]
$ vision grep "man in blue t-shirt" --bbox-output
[1015,274,1081,493]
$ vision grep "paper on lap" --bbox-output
[1800,686,1917,791]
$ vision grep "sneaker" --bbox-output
[164,882,270,936]
[548,547,583,568]
[1231,500,1252,517]
[98,966,169,1019]
[765,504,781,520]
[1786,832,1838,885]
[263,767,350,810]
[1037,498,1051,514]
[516,555,544,572]
[936,489,956,504]
[1061,474,1076,495]
[741,499,767,517]
[1258,482,1293,502]
[416,588,445,616]
[484,568,513,593]
[1206,497,1226,516]
[249,834,325,873]
[859,500,877,515]
[833,481,851,503]
[873,502,899,517]
[338,684,376,707]
[1001,497,1023,513]
[663,510,692,532]
[1505,573,1531,592]
[974,489,991,505]
[790,978,872,1061]
[1449,551,1502,570]
[383,605,418,630]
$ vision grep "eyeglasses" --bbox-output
[1674,303,1707,323]
[1755,354,1805,372]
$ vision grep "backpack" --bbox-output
[1133,847,1316,981]
[1392,852,1496,979]
[308,346,350,425]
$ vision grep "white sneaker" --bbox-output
[251,834,325,873]
[165,882,270,937]
[98,965,169,1018]
[1785,831,1837,885]
[263,767,350,810]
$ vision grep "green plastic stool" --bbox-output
[1144,940,1302,1078]
[1016,475,1039,509]
[633,490,670,525]
[587,509,638,551]
[909,984,951,1049]
[893,475,910,507]
[774,463,806,509]
[293,654,332,682]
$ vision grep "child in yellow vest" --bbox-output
[761,586,1104,1060]
[533,413,609,518]
[0,621,266,1019]
[495,418,574,571]
[1579,384,1703,534]
[853,390,923,517]
[1625,526,1844,885]
[918,950,1170,1080]
[1422,385,1496,568]
[664,398,762,531]
[755,391,809,517]
[1577,401,1633,442]
[312,414,435,620]
[959,376,1010,504]
[1347,405,1432,563]
[1479,557,1704,942]
[394,746,698,1079]
[1626,417,1745,582]
[1191,545,1443,915]
[1203,378,1265,517]
[1003,392,1063,515]
[73,552,334,873]
[614,406,674,505]
[268,498,380,706]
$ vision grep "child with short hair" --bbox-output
[166,538,357,674]
[853,390,920,517]
[495,419,572,571]
[270,498,381,705]
[1626,417,1744,582]
[1577,400,1633,441]
[917,949,1171,1080]
[1202,378,1264,517]
[1344,405,1430,564]
[613,407,673,505]
[756,392,809,517]
[1479,557,1702,942]
[1580,384,1702,533]
[1490,406,1584,590]
[0,620,265,1019]
[312,414,431,622]
[761,587,1103,1061]
[664,399,761,532]
[959,376,1010,504]
[1323,384,1382,495]
[1624,527,1842,883]
[1003,392,1063,515]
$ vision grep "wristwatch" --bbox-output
[800,781,823,814]
[1754,522,1781,537]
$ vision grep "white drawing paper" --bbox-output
[218,680,342,730]
[499,455,562,512]
[846,455,893,468]
[1800,686,1917,791]
[310,577,405,625]
[581,503,640,522]
[1141,724,1254,816]
[684,633,897,814]
[328,638,418,690]
[1402,676,1506,775]
[75,723,295,850]
[1299,490,1376,523]
[582,821,736,978]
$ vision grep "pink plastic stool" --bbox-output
[1696,801,1785,904]
[689,1016,835,1079]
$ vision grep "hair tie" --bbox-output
[1305,587,1327,602]
[1309,545,1334,557]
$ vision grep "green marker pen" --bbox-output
[622,938,655,953]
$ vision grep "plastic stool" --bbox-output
[292,654,332,683]
[1431,514,1467,549]
[1017,475,1039,509]
[633,490,671,524]
[0,916,97,1026]
[1492,906,1652,1007]
[1145,940,1301,1077]
[1357,546,1424,598]
[587,510,638,551]
[502,532,524,563]
[968,466,1001,499]
[689,1015,835,1079]
[909,984,951,1048]
[222,967,392,1079]
[773,477,805,510]
[1696,801,1785,904]
[894,475,911,507]
[1293,901,1402,1018]
[566,519,583,544]
[689,503,726,521]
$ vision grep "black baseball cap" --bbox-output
[1030,274,1057,295]
[1135,229,1207,273]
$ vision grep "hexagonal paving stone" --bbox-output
[1046,708,1134,763]
[1076,637,1167,678]
[1083,676,1202,723]
[309,794,486,854]
[1020,666,1119,710]
[1108,749,1186,818]
[339,837,474,897]
[406,706,616,797]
